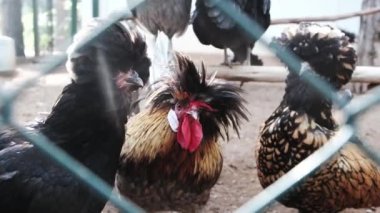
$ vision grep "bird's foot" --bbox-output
[220,61,233,68]
[231,54,263,66]
[222,49,234,68]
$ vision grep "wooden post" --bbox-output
[358,0,380,66]
[206,65,380,83]
[54,0,68,52]
[0,0,25,57]
[271,8,380,25]
[47,0,54,52]
[32,0,40,57]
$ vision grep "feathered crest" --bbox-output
[149,53,248,140]
[272,22,357,86]
[66,19,150,84]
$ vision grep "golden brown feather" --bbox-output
[256,23,380,212]
[116,54,247,211]
[117,108,223,211]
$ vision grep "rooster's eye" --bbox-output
[175,103,182,111]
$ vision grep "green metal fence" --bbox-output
[2,0,380,212]
[212,0,380,212]
[27,0,97,55]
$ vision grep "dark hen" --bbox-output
[0,20,150,213]
[256,23,380,212]
[192,0,271,65]
[116,54,248,212]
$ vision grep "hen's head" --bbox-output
[273,22,357,88]
[66,19,151,92]
[150,54,248,153]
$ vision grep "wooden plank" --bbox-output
[207,65,380,83]
[272,7,380,25]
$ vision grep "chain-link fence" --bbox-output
[1,0,380,212]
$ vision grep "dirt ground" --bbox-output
[3,53,380,213]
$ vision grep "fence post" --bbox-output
[71,0,78,38]
[47,0,54,52]
[93,0,99,17]
[357,0,380,66]
[32,0,40,57]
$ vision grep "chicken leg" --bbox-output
[244,46,251,66]
[221,48,232,67]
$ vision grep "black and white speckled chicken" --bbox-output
[0,20,150,213]
[192,0,271,66]
[256,23,380,212]
[116,54,248,212]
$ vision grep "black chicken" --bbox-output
[192,0,271,66]
[0,20,150,213]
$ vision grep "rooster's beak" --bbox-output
[188,110,199,120]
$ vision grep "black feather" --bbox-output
[272,23,357,126]
[0,20,150,213]
[272,23,356,85]
[192,0,271,64]
[68,19,150,84]
[339,28,356,43]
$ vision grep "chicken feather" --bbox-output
[192,0,271,65]
[116,54,247,211]
[256,23,380,212]
[0,20,150,213]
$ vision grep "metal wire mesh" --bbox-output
[1,0,380,213]
[209,0,380,212]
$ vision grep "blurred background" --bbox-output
[0,0,363,57]
[2,1,380,212]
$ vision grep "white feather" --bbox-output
[167,109,179,132]
[149,31,176,87]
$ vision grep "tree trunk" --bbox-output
[54,0,68,52]
[32,0,40,57]
[357,0,380,66]
[46,0,54,52]
[1,0,25,57]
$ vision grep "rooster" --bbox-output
[0,20,150,213]
[256,23,380,212]
[192,0,271,66]
[116,54,248,211]
[128,0,192,84]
